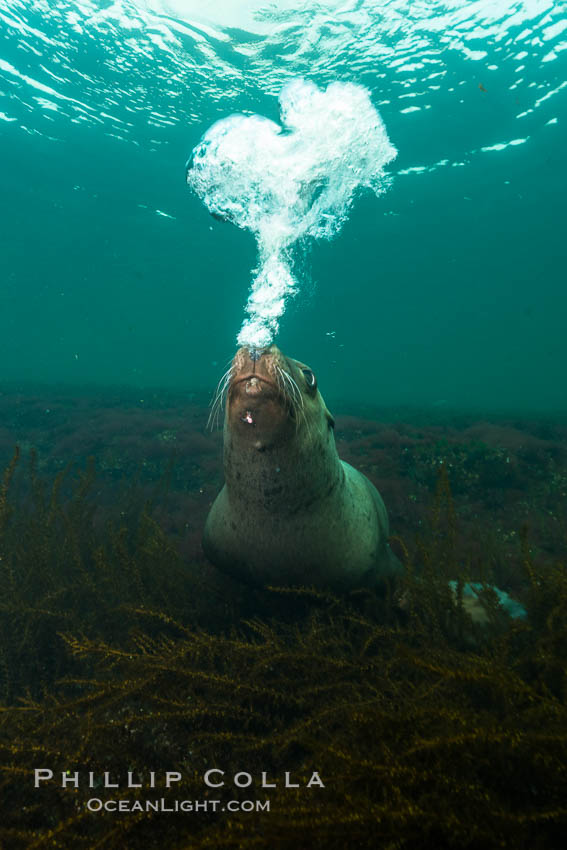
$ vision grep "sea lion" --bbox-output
[203,345,401,590]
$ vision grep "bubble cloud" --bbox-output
[187,78,397,350]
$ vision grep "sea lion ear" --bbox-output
[323,403,335,429]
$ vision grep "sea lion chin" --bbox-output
[203,345,401,590]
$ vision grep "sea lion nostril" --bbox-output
[249,348,263,362]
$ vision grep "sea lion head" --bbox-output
[223,345,335,452]
[209,345,340,515]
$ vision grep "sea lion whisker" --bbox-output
[207,395,223,431]
[295,402,310,438]
[274,365,289,401]
[274,365,287,401]
[214,382,231,428]
[274,364,285,396]
[286,370,301,396]
[287,373,304,411]
[276,367,307,435]
[286,373,312,436]
[221,365,236,397]
[276,366,302,420]
[208,366,234,430]
[278,366,303,412]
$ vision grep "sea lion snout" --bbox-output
[231,345,280,382]
[229,346,289,408]
[227,346,293,446]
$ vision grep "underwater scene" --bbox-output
[1,1,567,847]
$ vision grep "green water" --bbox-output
[1,0,566,412]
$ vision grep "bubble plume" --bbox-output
[186,78,397,350]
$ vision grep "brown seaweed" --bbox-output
[0,450,566,849]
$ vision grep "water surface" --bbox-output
[0,0,565,412]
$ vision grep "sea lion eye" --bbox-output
[302,369,316,391]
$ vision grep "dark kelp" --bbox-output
[0,449,566,849]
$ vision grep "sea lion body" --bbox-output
[203,346,400,590]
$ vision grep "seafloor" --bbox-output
[0,385,566,849]
[1,386,565,579]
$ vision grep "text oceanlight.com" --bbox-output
[86,798,271,813]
